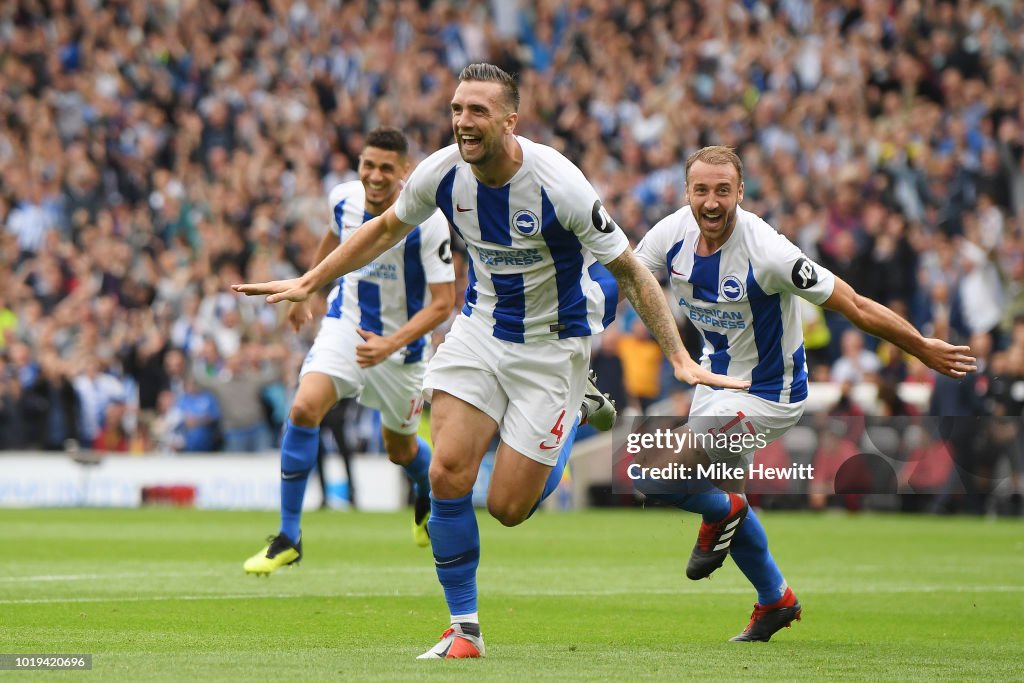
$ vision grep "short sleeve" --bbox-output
[633,213,680,274]
[758,230,836,305]
[326,181,360,238]
[394,147,456,227]
[549,158,629,265]
[418,211,456,284]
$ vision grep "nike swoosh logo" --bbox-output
[281,472,306,480]
[670,266,685,276]
[539,442,560,451]
[456,204,472,213]
[435,556,465,566]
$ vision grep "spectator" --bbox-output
[876,379,918,417]
[798,298,831,381]
[830,329,882,385]
[0,356,28,448]
[0,0,1019,502]
[5,178,59,263]
[71,356,128,447]
[875,340,910,386]
[958,239,1005,341]
[191,344,281,453]
[121,328,171,434]
[6,341,40,390]
[0,293,16,349]
[617,314,663,414]
[174,376,221,453]
[23,351,80,451]
[92,398,132,453]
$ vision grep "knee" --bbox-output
[384,435,418,466]
[428,457,474,498]
[486,498,529,527]
[387,450,411,466]
[289,398,324,428]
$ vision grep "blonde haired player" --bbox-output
[633,145,976,641]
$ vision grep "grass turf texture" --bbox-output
[3,508,1022,681]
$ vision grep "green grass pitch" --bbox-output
[3,507,1022,681]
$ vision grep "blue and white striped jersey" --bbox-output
[394,136,629,343]
[635,206,836,404]
[325,181,455,364]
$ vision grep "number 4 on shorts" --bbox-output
[538,409,567,451]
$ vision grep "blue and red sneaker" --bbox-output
[730,587,802,642]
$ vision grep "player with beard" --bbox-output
[633,145,976,641]
[234,65,748,657]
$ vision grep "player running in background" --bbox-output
[243,127,455,574]
[234,64,747,657]
[633,146,976,641]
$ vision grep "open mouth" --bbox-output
[702,211,724,227]
[460,134,482,152]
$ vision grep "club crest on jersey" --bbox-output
[720,275,745,302]
[512,209,540,237]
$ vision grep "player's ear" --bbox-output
[504,111,518,133]
[737,181,744,203]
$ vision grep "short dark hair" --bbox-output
[365,127,408,156]
[458,62,519,112]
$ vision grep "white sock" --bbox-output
[451,612,479,625]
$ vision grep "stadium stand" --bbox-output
[1,0,1021,514]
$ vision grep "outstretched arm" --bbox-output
[605,249,749,389]
[822,276,976,378]
[355,281,456,367]
[233,206,414,304]
[285,227,341,331]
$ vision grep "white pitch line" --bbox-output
[1,585,1023,605]
[0,567,428,583]
[0,572,215,583]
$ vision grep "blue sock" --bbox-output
[279,420,320,543]
[633,469,733,521]
[671,489,733,521]
[528,416,579,518]
[729,506,787,605]
[402,437,432,498]
[428,493,479,617]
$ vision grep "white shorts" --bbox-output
[424,314,590,466]
[300,318,424,435]
[687,385,805,464]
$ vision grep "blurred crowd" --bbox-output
[1,0,1023,468]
